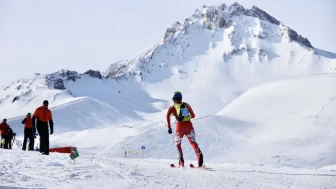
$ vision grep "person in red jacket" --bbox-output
[22,113,35,151]
[0,119,10,149]
[33,100,54,155]
[166,91,203,167]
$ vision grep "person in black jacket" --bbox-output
[6,127,14,149]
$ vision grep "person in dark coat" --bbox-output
[6,127,14,149]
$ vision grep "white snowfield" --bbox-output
[1,73,336,189]
[218,73,336,168]
[0,149,335,189]
[1,3,336,189]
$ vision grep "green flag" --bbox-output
[70,147,79,160]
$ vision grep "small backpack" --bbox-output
[176,102,191,122]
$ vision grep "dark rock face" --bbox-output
[247,6,280,25]
[206,9,220,23]
[58,70,79,82]
[229,2,246,16]
[287,28,313,48]
[12,96,19,103]
[164,22,182,41]
[84,70,102,79]
[229,3,280,25]
[53,79,66,90]
[46,70,80,90]
[106,65,127,79]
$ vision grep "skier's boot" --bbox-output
[178,156,184,167]
[197,152,203,167]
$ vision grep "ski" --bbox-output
[170,164,185,168]
[171,163,211,170]
[189,163,212,170]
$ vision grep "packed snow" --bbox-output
[2,73,336,189]
[1,149,335,189]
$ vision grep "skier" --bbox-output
[166,91,203,167]
[33,100,54,155]
[22,113,35,151]
[0,119,10,149]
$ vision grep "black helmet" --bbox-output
[43,100,49,105]
[172,91,182,102]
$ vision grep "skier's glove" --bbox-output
[168,128,172,134]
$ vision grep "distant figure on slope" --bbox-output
[22,113,35,151]
[166,91,203,167]
[0,119,10,149]
[33,100,54,155]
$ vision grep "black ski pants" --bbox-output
[37,122,49,154]
[1,135,11,149]
[22,128,34,150]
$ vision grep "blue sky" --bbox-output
[0,0,335,87]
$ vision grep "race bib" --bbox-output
[181,108,190,116]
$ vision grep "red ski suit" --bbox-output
[166,102,202,161]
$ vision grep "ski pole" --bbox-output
[170,133,180,160]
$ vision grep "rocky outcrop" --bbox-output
[84,70,102,79]
[53,78,66,90]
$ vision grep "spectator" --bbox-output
[33,100,54,155]
[22,113,35,151]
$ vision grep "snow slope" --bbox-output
[218,73,336,168]
[2,70,163,133]
[8,97,141,135]
[0,149,335,189]
[34,73,334,169]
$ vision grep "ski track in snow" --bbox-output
[0,149,335,189]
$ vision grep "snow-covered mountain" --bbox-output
[1,69,165,134]
[2,3,336,122]
[101,3,336,117]
[1,2,336,171]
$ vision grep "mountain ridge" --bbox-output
[1,2,336,123]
